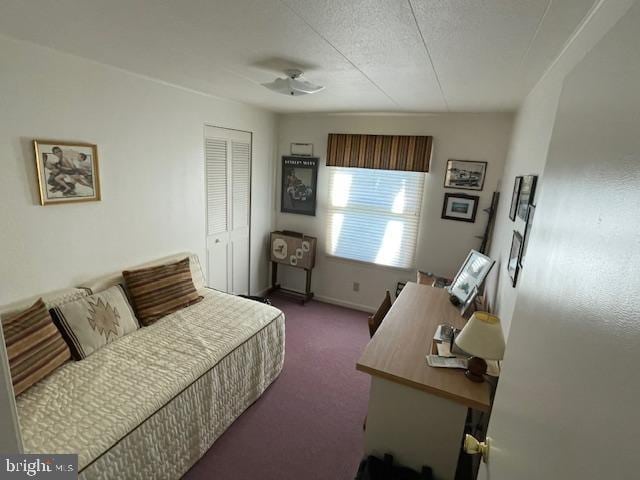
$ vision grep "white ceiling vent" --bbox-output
[262,69,324,96]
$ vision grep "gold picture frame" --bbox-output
[34,139,101,205]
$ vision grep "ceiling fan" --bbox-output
[262,69,324,96]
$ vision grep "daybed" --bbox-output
[0,253,285,479]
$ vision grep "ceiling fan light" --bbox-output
[289,77,324,94]
[262,71,324,96]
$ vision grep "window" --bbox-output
[326,167,425,269]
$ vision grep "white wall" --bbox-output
[484,0,635,336]
[484,79,562,335]
[480,2,640,478]
[275,113,513,311]
[0,35,277,305]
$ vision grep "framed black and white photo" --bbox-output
[448,250,495,305]
[509,176,522,221]
[520,204,535,266]
[281,156,318,216]
[34,139,101,205]
[441,193,479,223]
[517,175,537,221]
[444,159,487,191]
[508,231,523,287]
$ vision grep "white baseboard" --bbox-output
[312,294,376,313]
[259,285,376,313]
[253,286,271,297]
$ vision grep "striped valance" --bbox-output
[326,133,432,172]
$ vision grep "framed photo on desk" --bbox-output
[448,250,495,304]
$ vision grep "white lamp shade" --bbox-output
[454,311,505,360]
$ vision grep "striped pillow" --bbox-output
[1,298,71,396]
[123,257,203,326]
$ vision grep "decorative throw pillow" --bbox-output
[1,298,71,396]
[50,285,139,360]
[123,257,203,326]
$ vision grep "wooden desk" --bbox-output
[357,282,491,479]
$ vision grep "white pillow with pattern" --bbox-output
[50,285,139,359]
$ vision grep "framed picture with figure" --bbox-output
[281,156,318,216]
[34,140,101,205]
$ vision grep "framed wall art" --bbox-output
[517,175,537,221]
[441,193,479,223]
[444,159,487,191]
[290,143,314,156]
[34,140,101,205]
[508,230,523,287]
[281,156,318,216]
[520,204,535,266]
[509,176,522,221]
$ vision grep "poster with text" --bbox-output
[281,156,318,216]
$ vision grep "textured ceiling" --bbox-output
[0,0,596,113]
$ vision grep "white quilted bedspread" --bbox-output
[16,289,284,471]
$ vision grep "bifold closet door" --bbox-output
[204,126,251,294]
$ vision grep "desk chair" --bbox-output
[368,291,392,338]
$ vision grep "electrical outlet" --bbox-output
[353,282,360,292]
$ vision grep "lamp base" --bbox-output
[465,356,487,383]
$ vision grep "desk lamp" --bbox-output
[454,311,505,383]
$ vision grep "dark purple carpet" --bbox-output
[183,295,371,480]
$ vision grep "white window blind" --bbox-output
[326,167,425,269]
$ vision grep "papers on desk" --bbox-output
[427,354,501,376]
[426,355,467,369]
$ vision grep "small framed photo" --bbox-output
[509,176,522,221]
[444,159,487,191]
[508,231,523,287]
[290,143,314,156]
[517,175,537,221]
[441,193,479,223]
[34,140,101,205]
[448,250,495,305]
[281,156,319,216]
[520,204,535,266]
